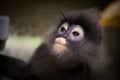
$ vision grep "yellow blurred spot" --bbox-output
[100,1,120,27]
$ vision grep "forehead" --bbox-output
[60,22,82,28]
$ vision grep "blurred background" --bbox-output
[0,0,120,80]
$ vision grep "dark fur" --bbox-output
[19,9,106,80]
[0,54,26,80]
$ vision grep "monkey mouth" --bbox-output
[53,43,67,55]
[54,37,67,47]
[55,41,66,47]
[54,42,67,50]
[52,37,68,54]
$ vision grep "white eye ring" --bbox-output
[71,25,84,41]
[58,22,69,34]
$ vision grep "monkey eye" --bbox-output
[60,27,66,32]
[71,25,84,41]
[58,22,69,34]
[72,31,80,37]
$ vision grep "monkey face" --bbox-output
[45,10,104,66]
[52,22,84,56]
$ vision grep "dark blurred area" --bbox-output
[0,0,112,35]
[0,0,120,80]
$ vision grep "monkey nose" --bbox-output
[55,37,67,45]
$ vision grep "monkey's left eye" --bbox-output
[71,25,84,41]
[58,23,69,34]
[72,31,80,37]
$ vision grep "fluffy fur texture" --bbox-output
[19,9,106,80]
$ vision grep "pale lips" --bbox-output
[53,37,68,54]
[54,37,66,46]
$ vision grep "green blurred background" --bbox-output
[0,0,120,80]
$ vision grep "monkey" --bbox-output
[18,9,107,80]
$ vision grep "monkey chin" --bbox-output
[52,43,69,56]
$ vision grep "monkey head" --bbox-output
[44,9,106,69]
